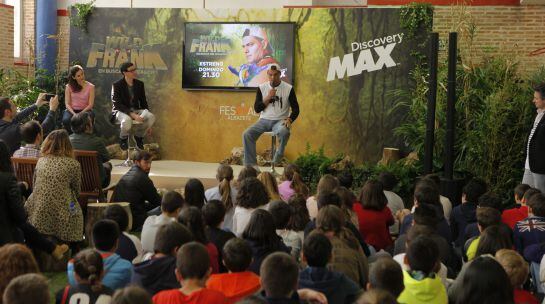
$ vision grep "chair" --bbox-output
[74,150,115,204]
[115,120,143,167]
[263,131,277,174]
[11,157,38,189]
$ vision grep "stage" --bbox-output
[110,159,284,190]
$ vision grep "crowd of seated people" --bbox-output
[2,84,545,303]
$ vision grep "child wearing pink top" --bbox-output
[63,65,95,132]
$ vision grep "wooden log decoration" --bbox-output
[380,148,400,165]
[85,202,132,247]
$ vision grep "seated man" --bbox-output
[111,150,161,231]
[13,120,42,158]
[69,112,112,188]
[242,64,299,166]
[111,61,156,150]
[0,93,58,154]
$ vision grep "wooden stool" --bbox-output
[263,131,277,174]
[85,202,132,247]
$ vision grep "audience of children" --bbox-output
[4,164,545,304]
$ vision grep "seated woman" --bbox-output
[0,140,68,259]
[25,130,83,246]
[63,65,95,132]
[184,178,207,209]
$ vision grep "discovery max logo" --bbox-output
[327,33,404,81]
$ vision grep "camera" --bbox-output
[44,94,55,101]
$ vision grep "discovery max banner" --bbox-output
[69,8,425,163]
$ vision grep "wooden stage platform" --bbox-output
[110,159,284,190]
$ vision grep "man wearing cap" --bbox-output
[228,26,282,87]
[111,61,156,150]
[242,65,299,167]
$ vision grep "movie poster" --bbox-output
[183,23,295,89]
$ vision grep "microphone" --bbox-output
[270,81,279,104]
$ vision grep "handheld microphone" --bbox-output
[270,81,279,104]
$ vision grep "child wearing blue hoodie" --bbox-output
[67,220,133,290]
[298,232,361,304]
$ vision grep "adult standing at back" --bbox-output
[63,65,95,132]
[24,129,83,245]
[523,83,545,193]
[111,62,156,150]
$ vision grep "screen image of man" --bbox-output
[242,64,299,166]
[228,26,284,87]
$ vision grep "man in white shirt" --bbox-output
[243,65,300,166]
[522,83,545,193]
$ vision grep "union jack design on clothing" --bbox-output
[517,218,545,232]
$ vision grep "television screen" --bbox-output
[183,22,295,90]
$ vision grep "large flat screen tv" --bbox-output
[183,22,295,91]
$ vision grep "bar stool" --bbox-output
[115,120,143,167]
[263,131,277,174]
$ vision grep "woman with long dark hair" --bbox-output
[242,209,289,274]
[63,65,95,132]
[0,140,68,259]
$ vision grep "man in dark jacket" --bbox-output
[111,62,155,150]
[132,221,193,296]
[69,112,112,188]
[111,150,161,231]
[523,83,545,193]
[0,93,58,155]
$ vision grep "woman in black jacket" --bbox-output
[0,140,67,259]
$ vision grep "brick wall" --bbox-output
[0,4,14,69]
[433,6,545,74]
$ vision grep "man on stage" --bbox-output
[111,62,156,150]
[523,83,545,192]
[243,64,299,167]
